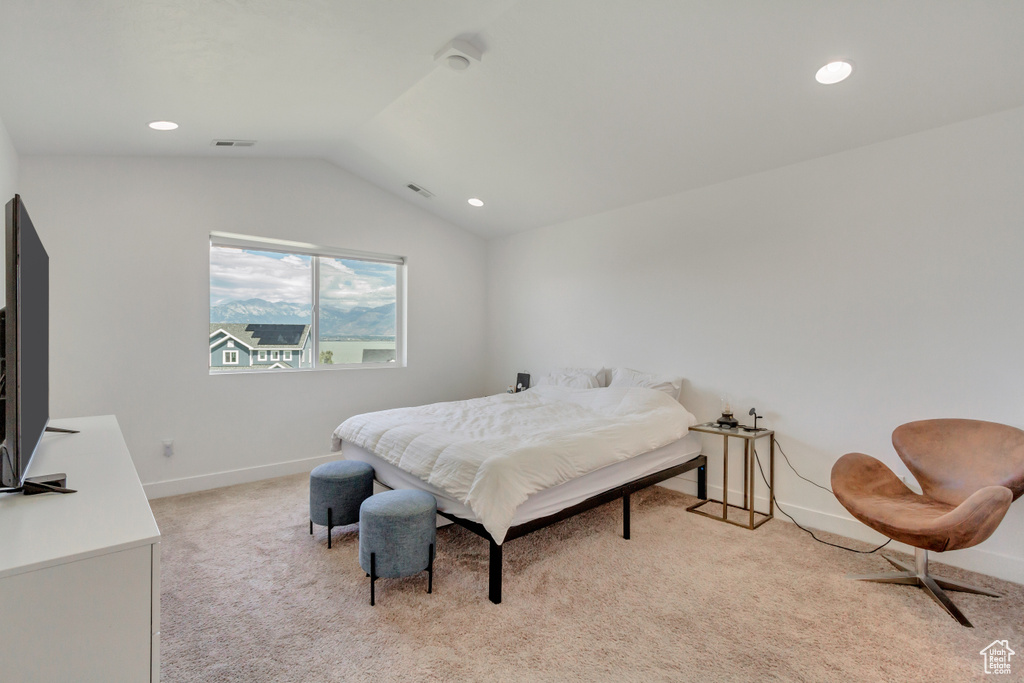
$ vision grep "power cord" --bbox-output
[752,438,891,554]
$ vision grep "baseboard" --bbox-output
[144,454,338,499]
[659,474,1024,586]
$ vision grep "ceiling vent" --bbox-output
[211,139,256,147]
[406,183,434,199]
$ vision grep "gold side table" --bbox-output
[687,422,774,530]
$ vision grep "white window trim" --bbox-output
[283,350,292,361]
[211,232,404,266]
[258,350,267,361]
[271,350,279,361]
[223,350,239,365]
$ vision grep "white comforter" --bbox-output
[331,386,697,544]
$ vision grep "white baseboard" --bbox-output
[144,454,338,499]
[659,474,1024,586]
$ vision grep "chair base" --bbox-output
[847,548,999,627]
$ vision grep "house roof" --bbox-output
[211,324,310,350]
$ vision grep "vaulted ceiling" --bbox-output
[2,1,1023,238]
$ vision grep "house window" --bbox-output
[210,233,405,373]
[223,350,238,365]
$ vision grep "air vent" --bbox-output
[211,139,257,147]
[406,183,434,199]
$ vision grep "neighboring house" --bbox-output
[210,323,313,370]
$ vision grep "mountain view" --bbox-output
[210,298,396,338]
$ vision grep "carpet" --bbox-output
[150,474,1024,682]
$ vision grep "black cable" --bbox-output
[772,437,833,495]
[753,441,891,554]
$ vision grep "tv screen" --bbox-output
[1,195,49,488]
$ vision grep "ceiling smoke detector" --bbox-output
[434,39,482,71]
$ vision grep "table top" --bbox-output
[0,415,160,579]
[690,421,774,439]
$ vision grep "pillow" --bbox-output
[608,367,683,400]
[536,370,602,389]
[558,367,608,387]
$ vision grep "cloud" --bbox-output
[210,247,311,304]
[210,249,397,311]
[320,258,396,311]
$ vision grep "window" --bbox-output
[210,232,404,373]
[223,350,238,365]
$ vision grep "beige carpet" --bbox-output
[151,474,1024,682]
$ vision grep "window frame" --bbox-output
[210,232,406,373]
[223,349,239,365]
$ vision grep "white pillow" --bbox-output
[536,370,601,389]
[558,367,608,387]
[608,367,683,400]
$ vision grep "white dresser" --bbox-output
[0,415,160,682]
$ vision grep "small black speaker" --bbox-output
[516,373,530,392]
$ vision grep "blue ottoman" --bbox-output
[309,460,374,548]
[359,489,437,605]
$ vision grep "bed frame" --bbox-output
[435,454,707,604]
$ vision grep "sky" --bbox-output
[210,247,397,311]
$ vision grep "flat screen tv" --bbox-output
[0,195,50,489]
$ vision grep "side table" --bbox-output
[687,422,774,529]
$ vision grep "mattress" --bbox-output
[333,385,698,543]
[342,431,702,528]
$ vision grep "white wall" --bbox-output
[0,115,17,200]
[487,106,1024,583]
[19,156,487,496]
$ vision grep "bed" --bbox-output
[331,382,707,603]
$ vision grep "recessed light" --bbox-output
[148,120,179,131]
[815,61,853,85]
[467,198,484,207]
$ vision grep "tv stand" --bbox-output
[0,415,160,681]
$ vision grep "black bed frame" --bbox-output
[436,454,707,604]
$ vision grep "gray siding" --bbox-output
[211,336,251,367]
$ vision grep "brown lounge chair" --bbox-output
[831,418,1024,626]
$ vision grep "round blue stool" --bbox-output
[359,489,437,605]
[309,460,374,548]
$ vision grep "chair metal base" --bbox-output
[847,548,999,627]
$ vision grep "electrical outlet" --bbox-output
[162,439,174,457]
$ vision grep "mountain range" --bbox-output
[211,298,395,338]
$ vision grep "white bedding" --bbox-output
[331,385,697,544]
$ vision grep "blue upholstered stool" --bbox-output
[309,460,374,548]
[359,489,437,605]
